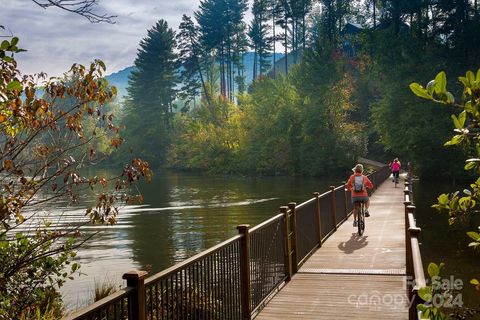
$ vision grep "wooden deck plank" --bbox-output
[255,179,408,319]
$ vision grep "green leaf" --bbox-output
[418,286,433,302]
[467,231,480,241]
[435,71,447,94]
[459,76,469,88]
[98,60,106,70]
[428,262,439,277]
[467,71,475,86]
[410,83,432,100]
[458,111,466,127]
[451,114,462,129]
[426,80,435,95]
[10,37,19,46]
[465,162,476,170]
[437,193,449,205]
[477,68,480,83]
[445,92,455,104]
[444,135,463,146]
[1,40,9,50]
[6,80,22,91]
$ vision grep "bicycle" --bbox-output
[392,172,400,188]
[354,201,366,236]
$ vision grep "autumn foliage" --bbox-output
[0,37,152,318]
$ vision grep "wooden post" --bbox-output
[237,224,252,320]
[341,181,349,219]
[314,192,322,247]
[288,202,298,274]
[122,270,148,320]
[329,186,337,230]
[280,206,292,282]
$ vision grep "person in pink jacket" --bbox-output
[346,164,374,227]
[390,158,401,183]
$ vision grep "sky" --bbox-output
[0,0,253,77]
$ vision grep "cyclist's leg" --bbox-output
[353,201,359,226]
[365,198,370,217]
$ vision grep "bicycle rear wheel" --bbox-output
[357,203,365,236]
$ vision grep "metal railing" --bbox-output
[143,236,243,320]
[403,172,426,320]
[64,286,133,320]
[65,165,391,320]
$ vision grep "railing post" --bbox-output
[314,192,322,247]
[329,186,337,230]
[122,270,148,320]
[341,181,349,219]
[288,202,298,274]
[280,206,292,282]
[237,224,252,320]
[405,181,412,197]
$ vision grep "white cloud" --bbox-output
[1,0,242,76]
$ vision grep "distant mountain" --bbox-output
[242,52,285,85]
[105,66,134,100]
[104,52,285,102]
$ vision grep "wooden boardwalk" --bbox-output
[256,179,409,319]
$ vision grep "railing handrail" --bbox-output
[295,197,316,210]
[144,234,242,286]
[64,286,133,320]
[249,213,284,233]
[403,169,426,320]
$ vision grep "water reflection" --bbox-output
[413,180,480,308]
[61,170,337,310]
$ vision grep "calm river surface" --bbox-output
[59,172,479,311]
[61,171,339,310]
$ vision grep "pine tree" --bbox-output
[122,20,178,166]
[195,0,248,100]
[249,0,273,79]
[177,14,212,110]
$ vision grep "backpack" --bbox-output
[353,175,364,193]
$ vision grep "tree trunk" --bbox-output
[273,8,276,79]
[253,48,257,80]
[221,44,226,98]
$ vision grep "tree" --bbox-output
[195,0,248,100]
[122,20,179,167]
[249,0,272,80]
[177,14,212,110]
[0,37,151,318]
[31,0,115,23]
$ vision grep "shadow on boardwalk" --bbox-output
[338,234,369,254]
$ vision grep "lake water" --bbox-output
[60,171,339,310]
[58,172,479,312]
[413,180,480,309]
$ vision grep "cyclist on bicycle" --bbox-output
[346,164,374,227]
[390,158,401,183]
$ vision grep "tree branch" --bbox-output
[31,0,116,24]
